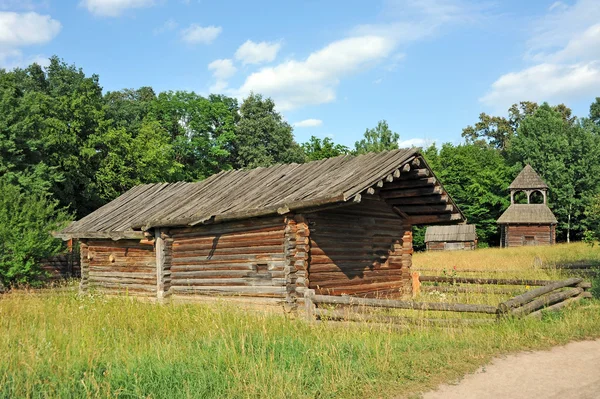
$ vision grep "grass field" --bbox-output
[1,243,599,399]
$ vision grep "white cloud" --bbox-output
[398,138,436,148]
[0,12,59,68]
[80,0,154,17]
[154,18,178,35]
[208,58,236,93]
[294,119,323,128]
[481,62,600,110]
[235,40,281,65]
[181,24,221,44]
[0,12,61,47]
[236,35,395,110]
[482,0,600,110]
[229,0,477,111]
[208,58,236,80]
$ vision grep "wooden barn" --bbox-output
[497,165,558,247]
[57,149,465,309]
[424,225,477,251]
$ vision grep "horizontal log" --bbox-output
[315,308,494,326]
[172,245,284,257]
[170,261,286,271]
[385,195,448,206]
[498,278,582,313]
[89,282,156,291]
[511,287,583,317]
[406,213,462,225]
[169,277,286,286]
[171,254,285,263]
[173,230,284,245]
[399,204,454,215]
[308,262,403,273]
[380,178,436,191]
[380,186,442,199]
[312,294,497,314]
[315,281,408,296]
[420,285,522,295]
[172,270,285,279]
[397,168,430,179]
[419,275,557,286]
[89,276,156,285]
[89,271,156,279]
[170,285,287,296]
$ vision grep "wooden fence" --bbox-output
[304,276,592,324]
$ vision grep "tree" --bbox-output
[590,97,600,126]
[234,93,304,168]
[507,103,600,242]
[148,91,239,180]
[423,143,512,246]
[462,101,575,151]
[302,136,349,161]
[354,120,399,154]
[0,174,70,286]
[584,193,600,246]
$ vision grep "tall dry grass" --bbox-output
[0,243,598,398]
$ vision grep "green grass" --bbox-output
[1,243,600,399]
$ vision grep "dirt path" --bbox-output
[422,339,600,399]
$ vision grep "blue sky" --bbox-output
[1,0,600,148]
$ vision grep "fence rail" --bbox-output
[304,276,593,324]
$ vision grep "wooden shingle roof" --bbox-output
[59,149,466,239]
[424,224,477,243]
[509,165,548,190]
[496,204,558,224]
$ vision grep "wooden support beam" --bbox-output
[386,194,448,205]
[401,164,411,173]
[381,178,436,190]
[380,186,442,199]
[376,180,384,188]
[155,227,166,302]
[406,213,463,225]
[398,168,429,179]
[365,187,375,195]
[411,158,421,167]
[393,169,401,178]
[399,204,454,215]
[385,174,394,183]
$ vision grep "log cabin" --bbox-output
[424,225,477,251]
[57,149,465,310]
[497,165,558,247]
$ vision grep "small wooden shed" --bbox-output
[424,225,477,251]
[497,165,558,247]
[57,149,464,309]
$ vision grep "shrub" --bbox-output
[0,175,71,286]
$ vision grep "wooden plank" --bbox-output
[511,287,583,317]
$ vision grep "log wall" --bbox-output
[82,239,157,296]
[306,199,413,297]
[505,224,554,247]
[169,217,288,299]
[40,252,81,280]
[426,241,476,251]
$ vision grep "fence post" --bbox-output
[304,289,316,321]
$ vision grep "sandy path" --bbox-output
[422,339,600,399]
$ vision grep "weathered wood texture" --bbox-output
[84,239,157,296]
[306,201,413,297]
[169,217,288,298]
[426,241,476,251]
[40,252,81,280]
[504,224,553,247]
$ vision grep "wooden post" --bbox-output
[79,239,89,293]
[304,289,316,320]
[411,272,420,298]
[155,228,166,302]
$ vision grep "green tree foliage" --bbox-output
[302,136,350,161]
[0,174,70,286]
[234,93,304,168]
[424,143,512,245]
[507,103,600,241]
[354,120,399,154]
